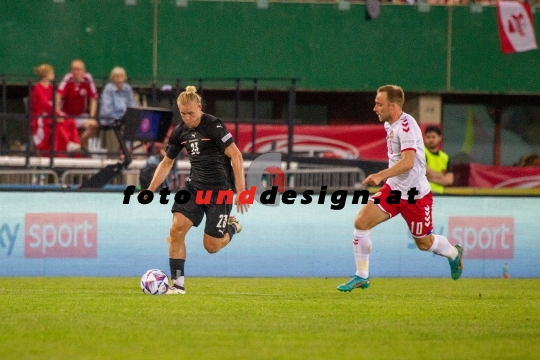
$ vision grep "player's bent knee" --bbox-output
[414,235,433,251]
[354,214,374,230]
[203,237,220,254]
[354,217,370,231]
[354,202,387,230]
[203,233,225,254]
[203,243,220,254]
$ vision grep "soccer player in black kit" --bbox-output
[144,86,249,294]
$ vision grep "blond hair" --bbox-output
[377,85,405,108]
[34,64,54,81]
[177,86,202,107]
[109,66,127,81]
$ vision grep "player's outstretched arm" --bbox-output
[147,156,175,193]
[363,149,415,186]
[224,143,249,214]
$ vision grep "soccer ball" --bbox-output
[140,269,169,295]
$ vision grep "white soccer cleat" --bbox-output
[227,215,242,234]
[165,285,186,295]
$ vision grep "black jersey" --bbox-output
[166,114,235,190]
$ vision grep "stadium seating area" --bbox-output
[1,1,539,190]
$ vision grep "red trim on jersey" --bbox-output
[401,118,410,132]
[401,148,416,153]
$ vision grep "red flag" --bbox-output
[497,1,538,54]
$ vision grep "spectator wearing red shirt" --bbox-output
[31,64,81,157]
[55,59,99,149]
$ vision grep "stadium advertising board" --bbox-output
[0,193,538,277]
[448,217,514,259]
[24,213,98,258]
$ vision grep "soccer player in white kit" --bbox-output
[337,85,463,292]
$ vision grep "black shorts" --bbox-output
[171,183,233,238]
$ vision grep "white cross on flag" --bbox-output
[497,1,538,54]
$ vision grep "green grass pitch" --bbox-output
[1,277,539,360]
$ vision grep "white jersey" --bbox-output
[384,112,431,199]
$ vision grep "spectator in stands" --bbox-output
[31,64,81,157]
[99,66,135,126]
[55,59,99,150]
[424,125,453,194]
[516,153,540,167]
[99,66,136,158]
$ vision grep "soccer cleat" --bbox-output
[337,276,370,292]
[227,215,242,234]
[165,284,186,295]
[449,245,464,280]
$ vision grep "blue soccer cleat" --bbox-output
[449,245,464,280]
[337,276,370,292]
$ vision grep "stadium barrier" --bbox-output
[0,192,537,278]
[0,155,148,169]
[0,158,363,191]
[0,169,59,186]
[285,167,365,192]
[60,169,143,188]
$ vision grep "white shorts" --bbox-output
[75,115,90,129]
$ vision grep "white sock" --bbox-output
[428,234,458,260]
[353,229,372,278]
[66,141,81,152]
[174,276,185,289]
